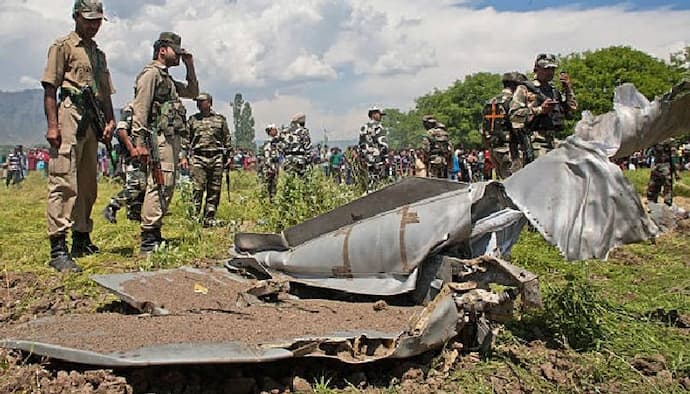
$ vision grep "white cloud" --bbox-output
[1,0,689,142]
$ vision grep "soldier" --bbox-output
[482,72,532,179]
[422,117,452,178]
[282,113,312,176]
[358,106,389,190]
[130,32,198,253]
[102,104,146,223]
[188,92,232,227]
[41,0,116,272]
[260,124,284,200]
[647,139,678,206]
[511,53,577,156]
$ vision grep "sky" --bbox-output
[1,0,688,141]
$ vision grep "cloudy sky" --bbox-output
[1,0,688,140]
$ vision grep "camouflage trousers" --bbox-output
[531,130,557,158]
[191,153,224,220]
[283,155,309,177]
[428,157,448,179]
[259,166,278,200]
[647,162,673,206]
[107,160,146,221]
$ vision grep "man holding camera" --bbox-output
[511,53,577,157]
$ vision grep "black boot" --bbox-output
[103,202,119,224]
[71,231,100,258]
[49,235,82,273]
[140,229,161,255]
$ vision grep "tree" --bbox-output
[231,93,256,151]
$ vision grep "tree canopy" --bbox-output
[231,93,256,151]
[383,46,685,150]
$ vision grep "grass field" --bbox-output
[1,169,689,393]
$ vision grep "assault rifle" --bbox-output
[81,86,117,165]
[143,129,168,213]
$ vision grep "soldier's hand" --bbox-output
[46,127,62,149]
[131,146,149,163]
[181,52,193,66]
[541,99,556,114]
[102,120,116,143]
[180,158,189,171]
[559,72,572,88]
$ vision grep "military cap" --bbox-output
[291,112,306,123]
[502,72,528,83]
[436,123,447,130]
[194,92,212,102]
[157,32,184,54]
[422,115,437,126]
[73,0,106,20]
[368,106,385,116]
[534,53,558,69]
[265,123,277,132]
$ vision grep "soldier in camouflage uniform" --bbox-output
[421,116,452,178]
[130,32,198,253]
[358,106,389,190]
[511,53,577,157]
[282,113,312,176]
[482,72,533,179]
[103,104,146,223]
[188,92,232,227]
[260,124,284,200]
[647,139,678,206]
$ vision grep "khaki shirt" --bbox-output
[131,61,199,136]
[41,31,115,101]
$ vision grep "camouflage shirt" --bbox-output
[283,123,312,157]
[261,134,284,175]
[510,80,577,131]
[188,111,231,153]
[358,120,388,163]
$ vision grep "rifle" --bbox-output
[81,86,117,165]
[143,127,168,213]
[223,148,231,202]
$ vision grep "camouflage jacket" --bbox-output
[482,89,513,143]
[422,128,451,161]
[188,111,231,153]
[283,123,312,157]
[510,80,576,131]
[261,135,284,175]
[359,120,389,156]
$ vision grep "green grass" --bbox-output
[1,169,689,393]
[625,167,690,198]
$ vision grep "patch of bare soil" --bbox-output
[0,349,132,393]
[0,272,105,324]
[0,301,421,355]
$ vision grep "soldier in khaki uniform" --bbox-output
[188,92,232,226]
[130,32,198,253]
[42,0,116,272]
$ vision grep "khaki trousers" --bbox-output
[47,97,98,237]
[140,132,180,230]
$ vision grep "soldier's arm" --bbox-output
[509,86,531,129]
[41,41,66,148]
[131,69,158,147]
[98,52,116,124]
[563,84,577,113]
[222,117,232,150]
[174,55,199,99]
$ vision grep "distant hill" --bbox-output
[0,89,45,146]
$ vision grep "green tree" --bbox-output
[231,93,256,151]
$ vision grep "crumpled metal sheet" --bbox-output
[504,136,657,260]
[575,80,690,159]
[232,181,524,296]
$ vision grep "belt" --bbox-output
[194,150,223,158]
[59,88,85,108]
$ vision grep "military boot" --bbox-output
[71,231,100,258]
[103,203,119,224]
[140,229,161,255]
[49,235,82,273]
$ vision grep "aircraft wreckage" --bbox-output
[1,80,689,367]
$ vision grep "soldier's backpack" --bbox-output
[481,94,512,144]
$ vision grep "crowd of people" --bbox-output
[0,145,50,186]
